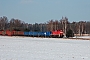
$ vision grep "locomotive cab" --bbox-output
[51,30,64,38]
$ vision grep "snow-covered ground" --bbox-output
[73,36,90,39]
[0,36,90,60]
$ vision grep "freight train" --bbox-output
[0,30,64,38]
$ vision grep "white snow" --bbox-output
[0,36,90,60]
[73,36,90,39]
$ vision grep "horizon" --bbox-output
[1,0,90,24]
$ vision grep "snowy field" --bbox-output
[0,36,90,60]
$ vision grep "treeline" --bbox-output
[0,16,90,35]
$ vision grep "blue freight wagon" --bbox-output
[24,31,51,37]
[44,32,51,37]
[24,32,29,36]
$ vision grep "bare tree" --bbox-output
[60,17,68,37]
[0,16,8,30]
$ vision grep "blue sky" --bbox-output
[0,0,90,23]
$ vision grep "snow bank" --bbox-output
[73,36,90,38]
